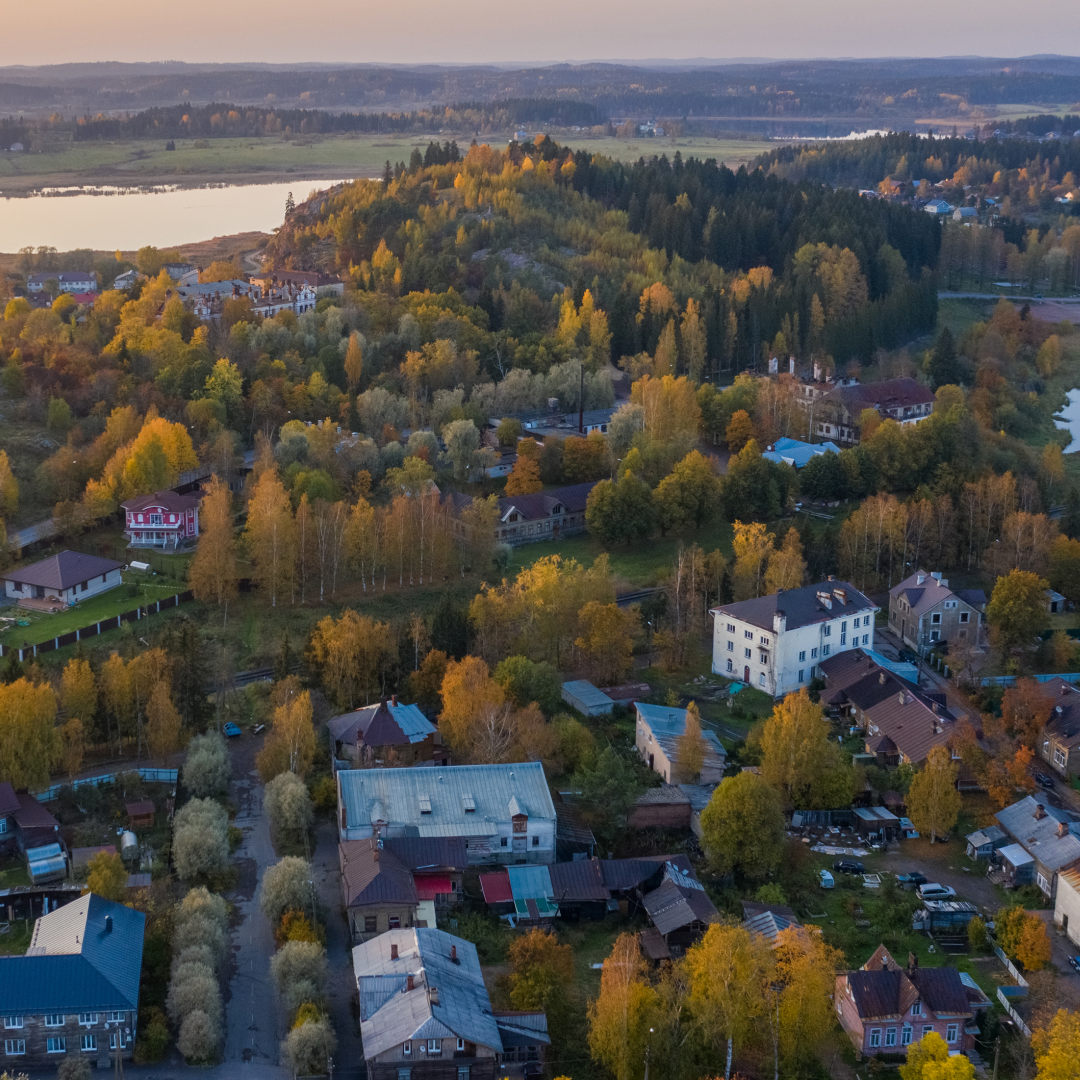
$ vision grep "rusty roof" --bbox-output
[339,839,418,908]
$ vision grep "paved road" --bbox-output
[222,743,289,1076]
[939,292,1080,302]
[313,820,366,1080]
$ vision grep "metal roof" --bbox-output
[479,871,514,905]
[339,762,556,836]
[352,928,506,1059]
[507,865,558,917]
[999,843,1035,866]
[0,893,144,1014]
[966,825,1006,847]
[382,836,468,872]
[712,579,875,634]
[742,909,798,943]
[642,874,718,935]
[561,681,616,710]
[340,839,419,908]
[854,807,899,823]
[2,550,124,591]
[548,859,610,903]
[762,437,840,468]
[328,700,436,748]
[996,796,1080,872]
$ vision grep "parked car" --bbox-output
[819,869,835,889]
[917,883,957,900]
[897,872,928,890]
[1036,772,1055,790]
[223,721,242,737]
[834,859,865,875]
[1069,955,1080,974]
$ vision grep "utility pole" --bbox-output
[992,1035,1001,1080]
[579,360,585,434]
[643,1027,654,1080]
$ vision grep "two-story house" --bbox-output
[633,702,726,784]
[711,579,877,697]
[120,490,203,549]
[995,796,1080,900]
[353,927,548,1080]
[447,482,596,547]
[337,763,557,865]
[27,271,97,295]
[804,377,935,445]
[836,946,976,1057]
[328,696,449,771]
[0,893,143,1070]
[1,551,125,608]
[1037,678,1080,781]
[888,571,986,655]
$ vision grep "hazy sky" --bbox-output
[2,0,1079,66]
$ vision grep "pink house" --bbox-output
[121,490,203,549]
[835,946,978,1057]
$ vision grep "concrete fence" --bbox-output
[33,767,178,803]
[978,672,1080,688]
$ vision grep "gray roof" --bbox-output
[328,700,436,748]
[713,579,874,634]
[995,796,1080,872]
[562,680,615,710]
[635,703,726,766]
[353,928,525,1059]
[966,825,1006,848]
[3,550,124,590]
[340,840,419,908]
[742,908,799,943]
[0,893,144,1014]
[642,864,719,935]
[339,762,555,837]
[889,570,982,617]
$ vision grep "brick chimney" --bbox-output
[1034,804,1047,821]
[407,973,414,990]
[391,943,399,960]
[451,945,457,962]
[391,694,398,707]
[1058,820,1069,838]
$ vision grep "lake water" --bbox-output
[0,179,351,252]
[1055,388,1080,451]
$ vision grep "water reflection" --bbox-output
[1055,388,1080,451]
[0,179,350,252]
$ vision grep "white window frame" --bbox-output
[798,670,804,683]
[885,1028,896,1047]
[822,644,831,656]
[457,1038,466,1051]
[727,641,733,652]
[81,1035,97,1052]
[47,1036,66,1053]
[922,1025,934,1039]
[931,612,941,624]
[811,647,818,658]
[901,1024,912,1046]
[427,1039,441,1055]
[2,1018,22,1030]
[78,1013,98,1027]
[799,650,806,662]
[959,611,969,623]
[863,615,871,626]
[1055,747,1067,768]
[911,1001,922,1016]
[946,1024,958,1044]
[45,1014,64,1027]
[726,659,733,673]
[106,1012,124,1024]
[726,623,735,634]
[404,1042,412,1056]
[4,1039,25,1056]
[862,634,869,645]
[744,648,751,659]
[869,1028,881,1048]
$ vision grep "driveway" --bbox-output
[878,844,1000,913]
[313,819,365,1080]
[222,740,289,1076]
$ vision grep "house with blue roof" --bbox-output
[762,437,840,469]
[633,703,726,784]
[0,893,144,1070]
[328,695,450,771]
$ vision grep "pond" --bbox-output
[0,178,349,251]
[1055,388,1080,451]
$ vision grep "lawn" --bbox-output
[0,574,184,649]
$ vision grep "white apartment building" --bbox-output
[711,579,878,697]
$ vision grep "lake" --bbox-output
[0,179,351,252]
[1055,388,1080,451]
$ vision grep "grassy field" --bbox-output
[0,133,769,196]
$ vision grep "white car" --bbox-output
[819,869,835,889]
[917,883,957,901]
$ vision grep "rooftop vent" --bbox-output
[429,986,440,1006]
[105,916,112,933]
[419,795,432,815]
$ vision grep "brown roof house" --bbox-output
[0,782,20,855]
[1037,678,1080,781]
[2,551,124,609]
[809,377,935,445]
[888,570,986,656]
[328,696,449,770]
[836,946,977,1058]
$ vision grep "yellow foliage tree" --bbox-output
[188,475,238,608]
[61,717,85,780]
[257,681,316,781]
[244,467,297,607]
[61,657,97,724]
[1033,1009,1080,1080]
[675,700,707,783]
[732,520,775,600]
[145,680,182,766]
[0,677,60,789]
[86,850,127,901]
[764,527,807,594]
[307,609,394,708]
[505,454,542,495]
[906,745,962,842]
[574,601,640,685]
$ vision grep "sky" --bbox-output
[1,0,1079,66]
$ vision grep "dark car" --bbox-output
[897,872,928,888]
[834,859,865,875]
[1036,772,1055,790]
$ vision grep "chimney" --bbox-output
[1034,804,1047,821]
[391,943,399,960]
[773,610,786,634]
[373,847,379,862]
[1058,821,1069,838]
[451,945,458,963]
[881,953,889,969]
[391,694,398,707]
[908,952,918,975]
[898,692,906,705]
[879,672,886,685]
[429,986,440,1006]
[917,573,926,585]
[406,973,414,990]
[1062,684,1071,697]
[105,916,113,933]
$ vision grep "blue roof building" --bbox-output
[762,436,841,469]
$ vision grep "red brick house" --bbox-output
[835,947,976,1056]
[121,490,202,549]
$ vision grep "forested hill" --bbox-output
[267,138,940,368]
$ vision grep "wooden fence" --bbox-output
[0,590,194,661]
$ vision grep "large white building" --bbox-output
[711,579,878,697]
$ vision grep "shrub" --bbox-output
[166,963,222,1027]
[281,1016,336,1076]
[271,940,327,997]
[260,857,313,925]
[182,732,232,798]
[172,913,226,962]
[293,1003,321,1029]
[277,909,325,947]
[172,798,229,880]
[58,1056,92,1080]
[284,978,321,1015]
[133,1006,170,1064]
[264,771,314,839]
[310,775,337,815]
[175,886,229,932]
[968,915,989,952]
[177,1008,219,1062]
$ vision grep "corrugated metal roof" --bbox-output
[641,878,718,935]
[549,859,609,902]
[383,836,468,872]
[600,854,692,892]
[562,681,615,709]
[999,843,1035,866]
[328,700,436,747]
[508,865,554,904]
[996,796,1080,871]
[635,705,726,768]
[480,871,513,905]
[340,762,556,836]
[14,792,59,830]
[340,839,419,908]
[352,928,506,1059]
[495,1012,550,1047]
[742,909,798,943]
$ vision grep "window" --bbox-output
[885,1028,896,1047]
[78,1014,98,1027]
[823,625,831,637]
[47,1037,66,1053]
[959,612,969,623]
[911,1001,922,1016]
[798,670,805,683]
[930,630,940,642]
[759,673,766,685]
[841,621,848,632]
[1055,747,1067,768]
[726,641,733,652]
[869,1029,881,1048]
[404,1042,412,1056]
[798,650,806,662]
[364,916,377,933]
[428,1039,441,1055]
[811,647,818,658]
[106,1013,124,1024]
[1037,872,1050,893]
[2,1019,21,1031]
[841,632,847,646]
[744,648,751,659]
[901,1025,912,1046]
[863,616,871,627]
[822,644,831,656]
[726,623,735,634]
[4,1040,24,1056]
[45,1014,64,1027]
[922,1025,933,1039]
[862,634,869,646]
[389,916,401,929]
[500,837,507,847]
[457,1039,465,1051]
[399,1070,412,1080]
[459,1068,471,1080]
[81,1035,97,1052]
[726,659,733,672]
[946,1024,958,1044]
[931,613,941,624]
[532,835,540,847]
[760,636,769,645]
[744,630,753,639]
[150,513,163,526]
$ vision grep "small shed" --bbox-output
[126,873,152,890]
[853,806,900,842]
[999,843,1036,888]
[26,843,67,885]
[126,799,155,829]
[561,680,616,716]
[1046,589,1067,614]
[966,825,1007,860]
[628,784,691,830]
